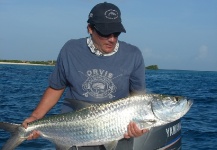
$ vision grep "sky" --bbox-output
[0,0,217,71]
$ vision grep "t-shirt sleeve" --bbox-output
[48,46,68,90]
[129,49,146,94]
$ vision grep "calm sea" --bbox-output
[0,64,217,150]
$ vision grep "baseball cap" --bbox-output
[87,2,126,35]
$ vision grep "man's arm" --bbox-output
[22,87,65,140]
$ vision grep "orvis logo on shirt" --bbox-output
[81,69,118,99]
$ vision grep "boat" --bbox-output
[134,119,182,150]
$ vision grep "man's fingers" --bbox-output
[124,133,131,139]
[22,116,38,129]
[27,133,34,140]
[128,122,141,137]
[22,120,29,129]
[27,131,40,140]
[142,129,149,134]
[125,122,149,138]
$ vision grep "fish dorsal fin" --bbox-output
[104,140,119,150]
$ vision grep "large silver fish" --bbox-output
[0,94,192,150]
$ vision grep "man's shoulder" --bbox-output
[60,38,87,54]
[65,38,86,46]
[118,41,142,54]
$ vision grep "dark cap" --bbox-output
[87,2,126,35]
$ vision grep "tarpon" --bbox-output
[0,94,192,150]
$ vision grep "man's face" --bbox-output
[88,25,120,54]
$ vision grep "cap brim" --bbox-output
[94,22,126,35]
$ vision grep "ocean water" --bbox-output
[0,64,217,150]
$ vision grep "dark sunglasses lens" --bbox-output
[100,33,111,38]
[95,28,120,38]
[99,32,121,38]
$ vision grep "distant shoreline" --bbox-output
[0,62,54,66]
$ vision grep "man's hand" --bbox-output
[124,122,148,138]
[22,116,40,140]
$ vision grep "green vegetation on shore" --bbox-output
[0,59,56,65]
[145,65,158,70]
[1,60,159,70]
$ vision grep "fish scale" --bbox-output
[0,94,192,150]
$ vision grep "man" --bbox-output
[22,2,148,150]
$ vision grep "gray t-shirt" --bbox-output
[49,38,145,105]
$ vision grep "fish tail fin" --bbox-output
[0,122,25,150]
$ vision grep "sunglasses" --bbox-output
[94,27,121,38]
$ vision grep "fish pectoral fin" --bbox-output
[137,119,157,129]
[145,119,157,124]
[104,140,119,150]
